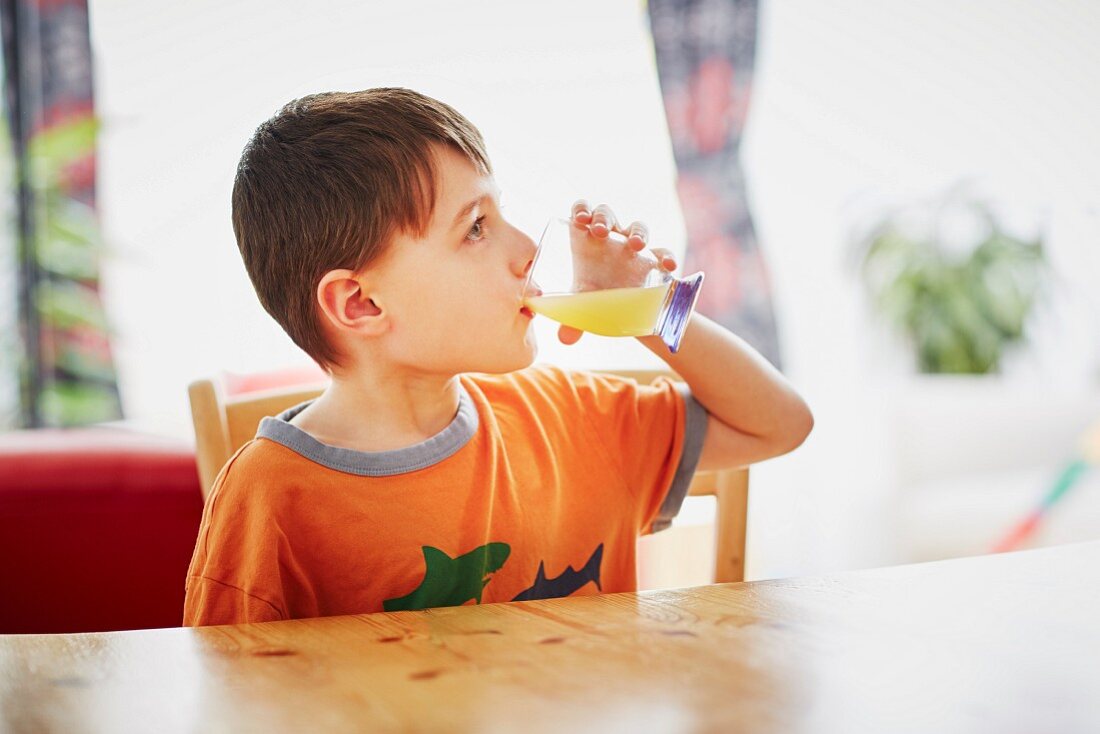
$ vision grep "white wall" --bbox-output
[90,0,1100,579]
[90,0,683,438]
[743,0,1100,576]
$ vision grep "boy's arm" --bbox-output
[638,314,813,472]
[569,201,813,471]
[184,574,285,626]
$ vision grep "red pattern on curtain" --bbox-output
[1,0,121,427]
[648,0,782,368]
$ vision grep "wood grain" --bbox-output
[3,542,1098,733]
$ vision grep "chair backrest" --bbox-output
[188,369,749,583]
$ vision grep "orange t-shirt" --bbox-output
[183,364,708,626]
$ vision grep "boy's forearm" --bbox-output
[638,314,812,443]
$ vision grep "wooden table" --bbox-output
[2,542,1098,733]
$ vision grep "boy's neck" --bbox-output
[288,370,463,453]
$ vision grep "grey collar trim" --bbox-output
[255,382,479,477]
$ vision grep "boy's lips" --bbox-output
[519,286,542,319]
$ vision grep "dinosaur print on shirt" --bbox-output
[383,542,511,612]
[512,544,604,601]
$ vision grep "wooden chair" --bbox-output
[188,369,749,583]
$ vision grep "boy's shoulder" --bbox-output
[461,362,573,393]
[461,363,634,400]
[462,364,681,431]
[463,363,678,410]
[206,436,314,509]
[461,364,615,418]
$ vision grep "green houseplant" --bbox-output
[856,198,1046,374]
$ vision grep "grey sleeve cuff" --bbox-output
[650,383,709,533]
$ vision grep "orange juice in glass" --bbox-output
[522,218,704,352]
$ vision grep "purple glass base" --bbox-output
[655,272,704,353]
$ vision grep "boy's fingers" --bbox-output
[589,203,618,238]
[571,199,591,224]
[650,247,677,270]
[625,220,649,251]
[558,325,584,345]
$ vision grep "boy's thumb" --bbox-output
[558,325,583,346]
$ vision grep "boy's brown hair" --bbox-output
[231,88,491,369]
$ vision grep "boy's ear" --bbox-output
[316,269,387,336]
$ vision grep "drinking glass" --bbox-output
[522,217,704,353]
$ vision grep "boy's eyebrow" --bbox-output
[451,196,486,229]
[449,186,501,230]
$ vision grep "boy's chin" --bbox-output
[469,342,537,375]
[501,347,538,374]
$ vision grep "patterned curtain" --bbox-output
[647,0,782,368]
[0,30,16,428]
[1,0,120,428]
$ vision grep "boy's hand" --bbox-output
[558,199,678,346]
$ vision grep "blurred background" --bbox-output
[2,0,1099,627]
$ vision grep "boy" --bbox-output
[183,88,812,625]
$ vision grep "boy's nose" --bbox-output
[513,230,538,279]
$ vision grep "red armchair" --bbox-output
[0,428,203,633]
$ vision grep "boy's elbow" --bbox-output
[776,400,814,455]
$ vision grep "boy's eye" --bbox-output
[465,215,487,243]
